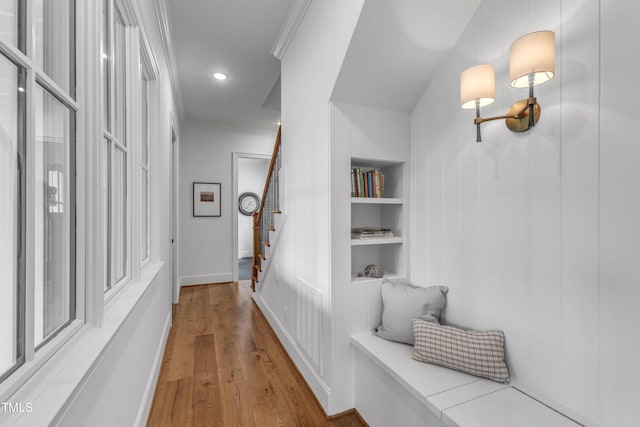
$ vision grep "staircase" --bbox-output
[252,126,281,290]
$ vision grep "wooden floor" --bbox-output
[147,281,366,427]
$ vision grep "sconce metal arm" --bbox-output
[472,97,539,142]
[474,97,536,124]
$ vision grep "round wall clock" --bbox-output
[238,192,260,216]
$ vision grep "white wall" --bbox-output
[237,157,269,258]
[599,1,640,424]
[329,101,411,417]
[179,123,273,285]
[411,1,638,425]
[255,0,365,415]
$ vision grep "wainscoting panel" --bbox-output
[295,277,323,372]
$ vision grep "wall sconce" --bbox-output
[460,30,555,142]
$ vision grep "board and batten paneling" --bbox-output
[599,0,640,425]
[409,0,639,425]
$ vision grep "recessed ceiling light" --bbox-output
[18,87,25,92]
[213,72,227,80]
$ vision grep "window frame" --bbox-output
[32,81,77,351]
[0,49,27,386]
[0,0,82,399]
[140,74,151,267]
[103,0,132,296]
[139,38,156,267]
[0,0,161,405]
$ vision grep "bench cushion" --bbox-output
[412,319,510,383]
[352,332,581,427]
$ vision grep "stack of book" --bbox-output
[351,168,385,198]
[351,227,394,240]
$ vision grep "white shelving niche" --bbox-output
[350,159,406,283]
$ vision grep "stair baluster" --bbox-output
[252,126,281,290]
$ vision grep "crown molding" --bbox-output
[271,0,312,59]
[154,0,185,122]
[182,119,279,137]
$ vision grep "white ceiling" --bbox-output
[332,0,481,113]
[167,0,294,130]
[166,0,480,128]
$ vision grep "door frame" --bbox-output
[170,114,179,303]
[232,152,271,282]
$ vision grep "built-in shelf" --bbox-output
[350,158,406,281]
[351,197,404,205]
[351,273,404,284]
[351,237,404,246]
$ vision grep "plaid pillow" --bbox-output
[412,319,510,383]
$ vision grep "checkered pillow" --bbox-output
[412,319,510,383]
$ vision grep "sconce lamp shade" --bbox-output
[460,64,496,109]
[509,30,555,88]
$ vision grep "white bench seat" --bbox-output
[351,332,581,427]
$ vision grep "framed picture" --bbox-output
[193,182,221,217]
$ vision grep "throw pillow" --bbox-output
[412,319,510,383]
[374,279,449,345]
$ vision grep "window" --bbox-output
[140,72,150,264]
[0,52,26,383]
[0,0,25,52]
[1,0,159,395]
[0,0,76,382]
[102,0,157,291]
[33,85,75,348]
[34,0,75,95]
[103,1,129,291]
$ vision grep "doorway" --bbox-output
[170,118,179,303]
[232,153,270,282]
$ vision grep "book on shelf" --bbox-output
[351,167,385,198]
[351,227,395,239]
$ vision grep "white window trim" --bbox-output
[103,0,132,297]
[102,0,158,302]
[0,0,82,401]
[138,26,157,269]
[140,81,151,268]
[0,0,163,423]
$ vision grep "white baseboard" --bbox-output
[238,250,253,258]
[180,273,232,286]
[252,292,331,411]
[135,311,172,426]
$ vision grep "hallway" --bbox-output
[147,282,365,426]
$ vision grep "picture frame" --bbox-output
[193,182,221,217]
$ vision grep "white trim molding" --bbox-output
[154,0,185,121]
[271,0,312,59]
[135,311,172,427]
[180,273,233,287]
[231,151,272,282]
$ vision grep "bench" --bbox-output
[351,332,582,427]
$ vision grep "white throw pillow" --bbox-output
[374,279,448,345]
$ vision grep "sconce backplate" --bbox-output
[505,99,541,133]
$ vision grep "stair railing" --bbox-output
[252,126,281,290]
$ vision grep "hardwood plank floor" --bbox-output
[147,281,367,427]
